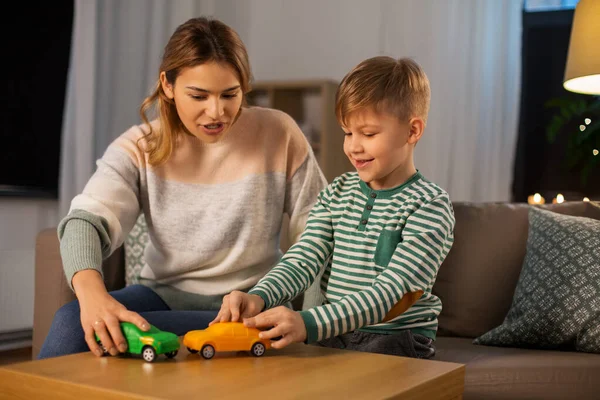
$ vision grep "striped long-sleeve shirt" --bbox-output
[249,171,455,343]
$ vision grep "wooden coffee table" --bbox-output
[0,343,464,399]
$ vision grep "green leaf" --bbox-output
[588,100,600,112]
[544,98,572,109]
[546,115,565,142]
[561,106,573,119]
[576,122,600,145]
[566,143,584,169]
[579,160,598,186]
[576,99,588,114]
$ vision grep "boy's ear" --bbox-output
[160,71,175,99]
[407,117,425,144]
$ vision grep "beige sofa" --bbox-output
[33,201,600,400]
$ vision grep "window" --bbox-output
[512,1,599,202]
[1,3,73,198]
[524,0,580,12]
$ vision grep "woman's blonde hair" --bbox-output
[139,17,252,165]
[335,56,430,127]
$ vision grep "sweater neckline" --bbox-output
[358,171,423,199]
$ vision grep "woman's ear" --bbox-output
[407,118,425,144]
[160,71,174,99]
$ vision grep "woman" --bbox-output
[39,17,326,359]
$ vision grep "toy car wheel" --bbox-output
[142,345,157,363]
[251,342,266,357]
[187,347,199,354]
[165,350,178,358]
[96,341,109,356]
[201,344,215,359]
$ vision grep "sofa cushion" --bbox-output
[433,201,600,339]
[434,336,600,400]
[473,207,600,352]
[124,213,148,285]
[578,314,600,353]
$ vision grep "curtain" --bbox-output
[58,0,215,217]
[59,0,523,217]
[380,0,523,202]
[246,0,523,202]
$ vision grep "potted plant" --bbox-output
[545,96,600,186]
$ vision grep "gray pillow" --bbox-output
[473,207,600,353]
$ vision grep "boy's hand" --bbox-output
[210,291,265,325]
[243,306,307,349]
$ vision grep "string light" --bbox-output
[580,125,586,131]
[528,193,545,204]
[594,149,599,156]
[556,193,565,204]
[585,118,591,125]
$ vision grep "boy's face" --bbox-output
[342,107,422,190]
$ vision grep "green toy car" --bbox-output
[95,322,180,362]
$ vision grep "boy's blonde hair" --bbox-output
[335,56,431,127]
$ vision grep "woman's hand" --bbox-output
[210,290,265,325]
[72,270,150,357]
[243,306,307,349]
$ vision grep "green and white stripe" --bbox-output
[249,171,455,343]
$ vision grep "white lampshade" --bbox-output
[563,0,600,95]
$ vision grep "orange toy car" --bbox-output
[183,322,271,359]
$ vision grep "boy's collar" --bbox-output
[358,170,423,199]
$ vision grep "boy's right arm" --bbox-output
[210,187,333,325]
[248,188,335,310]
[213,186,336,323]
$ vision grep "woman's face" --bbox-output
[161,61,243,143]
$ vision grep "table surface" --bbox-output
[0,342,465,399]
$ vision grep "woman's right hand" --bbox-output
[72,270,150,357]
[210,290,265,326]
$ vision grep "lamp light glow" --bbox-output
[563,0,600,95]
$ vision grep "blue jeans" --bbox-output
[38,284,218,359]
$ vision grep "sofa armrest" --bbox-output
[32,228,74,359]
[32,227,126,359]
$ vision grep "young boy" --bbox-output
[212,56,455,358]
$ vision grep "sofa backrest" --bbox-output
[433,201,600,339]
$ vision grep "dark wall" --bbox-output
[0,2,74,198]
[512,9,599,202]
